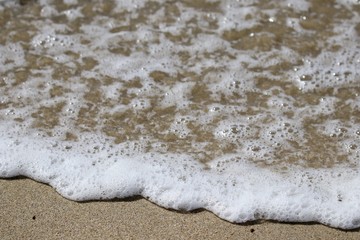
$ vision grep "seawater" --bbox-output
[0,0,360,229]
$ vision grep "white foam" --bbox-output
[1,129,360,228]
[1,0,360,229]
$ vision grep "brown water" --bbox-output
[1,0,359,169]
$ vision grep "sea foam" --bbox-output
[0,0,360,229]
[2,129,360,229]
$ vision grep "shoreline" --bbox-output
[1,178,360,239]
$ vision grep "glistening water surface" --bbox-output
[0,0,360,229]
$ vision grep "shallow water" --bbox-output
[0,0,360,229]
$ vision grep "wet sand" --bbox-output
[1,178,360,240]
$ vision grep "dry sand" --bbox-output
[1,179,360,240]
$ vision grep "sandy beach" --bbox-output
[1,1,360,239]
[1,178,360,240]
